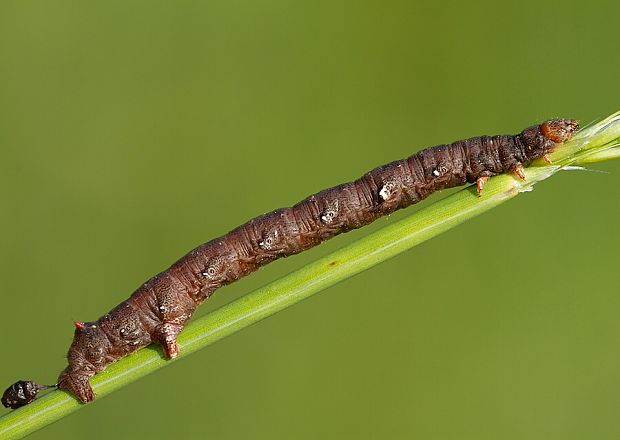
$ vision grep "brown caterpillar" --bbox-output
[2,118,578,409]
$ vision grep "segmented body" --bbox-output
[26,119,579,404]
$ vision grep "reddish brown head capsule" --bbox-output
[1,380,55,409]
[540,119,579,143]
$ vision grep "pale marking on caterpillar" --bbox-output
[378,179,399,200]
[1,118,579,409]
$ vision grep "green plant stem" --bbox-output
[1,111,619,439]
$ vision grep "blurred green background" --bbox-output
[1,1,619,439]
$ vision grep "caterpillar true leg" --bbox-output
[513,164,527,181]
[476,176,490,196]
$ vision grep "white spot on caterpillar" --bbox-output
[432,165,448,177]
[202,256,225,278]
[379,180,398,201]
[321,200,339,224]
[321,212,335,223]
[159,305,165,311]
[259,230,279,250]
[202,266,217,277]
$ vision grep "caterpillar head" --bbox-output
[540,119,580,144]
[521,118,579,161]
